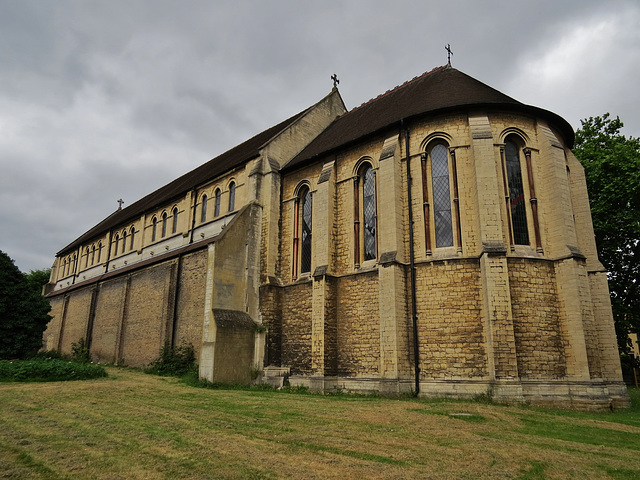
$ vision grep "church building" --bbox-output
[43,65,629,409]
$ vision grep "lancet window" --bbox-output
[201,195,208,223]
[214,188,221,217]
[292,185,313,278]
[172,207,179,234]
[228,181,236,212]
[354,161,377,265]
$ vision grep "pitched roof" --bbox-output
[284,66,574,170]
[58,105,313,255]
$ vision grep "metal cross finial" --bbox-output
[331,74,339,89]
[445,44,453,66]
[117,198,124,210]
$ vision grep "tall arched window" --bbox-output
[172,207,179,234]
[122,231,127,253]
[114,234,119,256]
[429,143,454,248]
[201,195,208,223]
[84,247,90,268]
[354,162,377,264]
[503,137,529,245]
[214,188,221,217]
[294,186,313,276]
[151,217,158,242]
[161,212,168,238]
[130,227,135,250]
[97,242,102,263]
[228,181,236,212]
[91,245,96,265]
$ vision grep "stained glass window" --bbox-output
[228,182,236,212]
[362,165,377,261]
[505,140,529,245]
[214,189,221,217]
[431,144,453,247]
[201,195,207,223]
[300,188,312,273]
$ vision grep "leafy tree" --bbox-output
[0,251,52,359]
[573,114,640,351]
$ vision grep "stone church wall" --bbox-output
[281,281,313,374]
[336,271,380,376]
[508,258,566,379]
[173,250,208,355]
[58,288,93,353]
[415,259,486,379]
[91,278,127,364]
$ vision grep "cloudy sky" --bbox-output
[2,0,639,273]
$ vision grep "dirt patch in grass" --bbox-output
[1,368,639,479]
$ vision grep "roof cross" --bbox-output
[445,44,453,67]
[331,73,339,89]
[117,198,124,210]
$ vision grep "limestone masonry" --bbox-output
[43,66,630,409]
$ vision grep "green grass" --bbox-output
[1,369,639,479]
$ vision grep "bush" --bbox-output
[71,338,91,363]
[146,341,196,377]
[0,358,107,382]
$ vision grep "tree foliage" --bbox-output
[573,114,640,351]
[0,251,52,359]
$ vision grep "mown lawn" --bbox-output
[0,367,639,479]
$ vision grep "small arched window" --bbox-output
[504,136,529,245]
[214,188,221,217]
[161,212,168,238]
[151,217,158,242]
[130,227,135,250]
[172,207,179,234]
[228,181,236,212]
[201,195,208,223]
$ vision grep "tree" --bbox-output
[0,251,52,359]
[573,114,640,351]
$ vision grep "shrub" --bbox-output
[146,340,196,377]
[0,358,107,382]
[71,338,91,363]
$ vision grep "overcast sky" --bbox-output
[2,0,639,273]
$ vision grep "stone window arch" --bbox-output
[161,212,168,238]
[200,194,208,223]
[214,188,221,217]
[421,139,461,253]
[292,182,312,278]
[353,160,377,265]
[151,216,158,242]
[228,181,236,212]
[172,207,179,234]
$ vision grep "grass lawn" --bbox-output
[1,367,639,479]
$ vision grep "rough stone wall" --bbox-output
[119,263,174,367]
[324,277,338,376]
[91,278,127,364]
[259,284,282,366]
[281,282,312,374]
[508,258,566,379]
[58,288,93,352]
[213,326,255,383]
[336,271,380,376]
[173,250,207,360]
[415,259,486,379]
[42,296,65,351]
